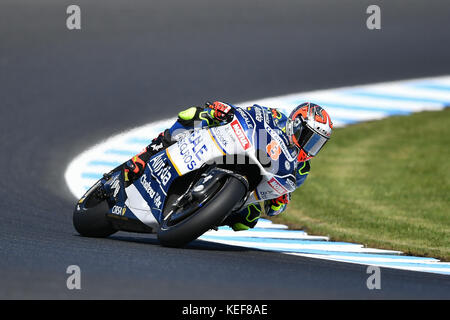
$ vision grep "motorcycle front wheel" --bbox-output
[157,175,247,247]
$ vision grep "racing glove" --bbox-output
[265,194,290,216]
[206,101,234,122]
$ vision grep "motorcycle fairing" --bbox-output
[131,150,181,223]
[119,104,299,228]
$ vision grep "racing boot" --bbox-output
[222,203,262,231]
[124,129,174,186]
[104,129,174,187]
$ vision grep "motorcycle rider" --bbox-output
[112,101,333,231]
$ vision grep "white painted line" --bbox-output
[254,219,288,229]
[287,253,446,265]
[364,83,450,101]
[203,229,329,241]
[287,253,450,275]
[197,237,403,254]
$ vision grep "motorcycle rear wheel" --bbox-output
[73,181,117,238]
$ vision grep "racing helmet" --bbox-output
[286,102,333,162]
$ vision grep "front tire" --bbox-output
[157,176,247,247]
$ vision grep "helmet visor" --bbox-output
[295,125,328,157]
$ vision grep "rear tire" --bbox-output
[73,182,117,238]
[157,176,246,247]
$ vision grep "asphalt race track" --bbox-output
[1,0,449,299]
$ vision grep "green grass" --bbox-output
[271,108,450,261]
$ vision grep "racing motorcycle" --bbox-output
[73,104,298,247]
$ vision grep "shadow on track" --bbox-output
[106,234,254,252]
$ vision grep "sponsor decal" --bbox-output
[290,148,298,159]
[210,127,230,149]
[154,194,162,208]
[178,140,196,170]
[150,142,163,151]
[110,177,120,198]
[286,176,296,189]
[140,175,162,208]
[148,153,172,186]
[265,125,295,162]
[177,130,209,171]
[264,109,271,125]
[231,120,250,150]
[254,106,263,122]
[268,177,288,195]
[258,190,276,198]
[285,160,291,171]
[266,140,281,161]
[236,108,254,129]
[111,205,126,216]
[207,128,227,156]
[275,128,290,147]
